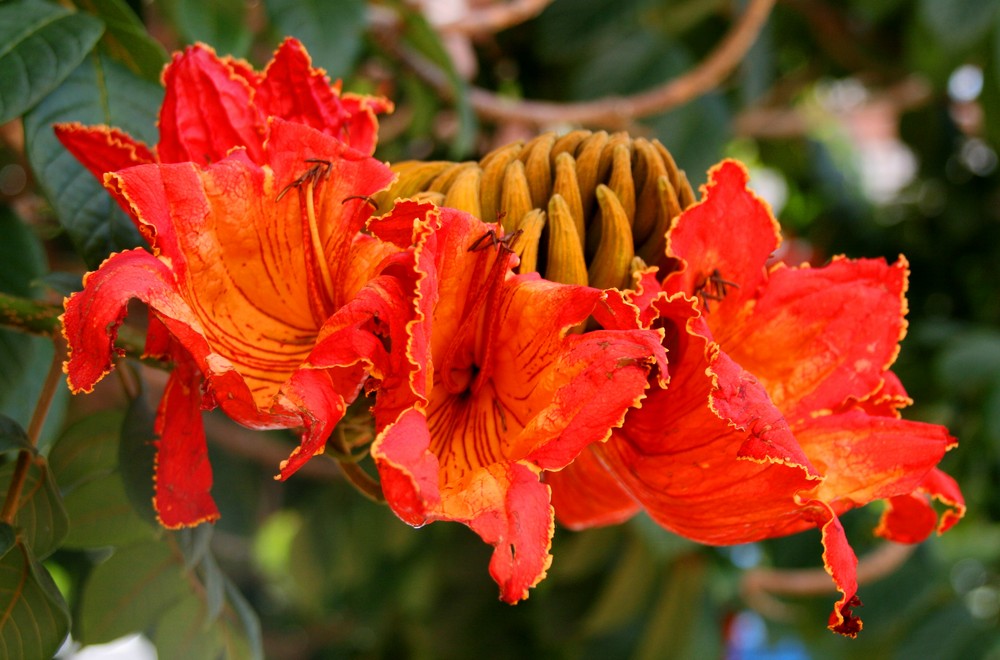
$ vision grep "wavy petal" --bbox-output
[53,123,154,183]
[725,257,909,417]
[664,160,779,342]
[157,44,264,164]
[62,249,199,393]
[548,443,640,529]
[154,357,219,528]
[796,411,953,506]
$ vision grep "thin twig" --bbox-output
[381,0,776,128]
[436,0,554,35]
[740,541,916,621]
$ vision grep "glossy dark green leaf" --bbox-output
[50,411,153,547]
[152,596,226,660]
[78,539,189,644]
[48,411,122,491]
[0,415,32,455]
[23,51,161,269]
[118,394,159,526]
[263,0,365,76]
[74,0,169,81]
[0,0,104,124]
[61,475,154,549]
[0,458,68,559]
[0,540,70,660]
[163,0,251,57]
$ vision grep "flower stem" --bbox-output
[330,426,385,504]
[0,291,61,337]
[0,338,66,525]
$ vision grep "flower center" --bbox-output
[439,228,519,397]
[278,159,343,325]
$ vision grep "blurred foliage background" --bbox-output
[2,0,1000,658]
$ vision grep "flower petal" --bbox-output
[664,160,780,341]
[592,295,820,543]
[62,248,198,393]
[255,38,393,156]
[157,44,263,164]
[548,444,640,529]
[53,123,154,183]
[154,357,219,528]
[464,462,554,604]
[800,500,863,637]
[796,411,954,506]
[724,257,909,417]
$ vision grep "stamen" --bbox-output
[440,232,517,395]
[277,159,338,319]
[342,194,380,212]
[694,268,739,313]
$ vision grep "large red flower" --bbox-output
[54,37,391,178]
[548,160,964,635]
[359,205,668,603]
[62,119,419,528]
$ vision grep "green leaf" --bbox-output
[23,50,161,269]
[163,0,252,57]
[0,540,70,660]
[49,411,154,548]
[0,0,104,124]
[920,0,1000,51]
[263,0,366,76]
[48,411,122,492]
[61,475,154,549]
[152,596,226,660]
[119,394,159,526]
[0,415,32,455]
[78,539,189,644]
[74,0,170,81]
[0,458,69,559]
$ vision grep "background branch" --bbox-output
[381,0,776,128]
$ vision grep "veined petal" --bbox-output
[154,357,219,528]
[548,443,640,529]
[664,160,780,341]
[462,462,554,604]
[795,411,954,506]
[157,43,264,164]
[592,295,819,543]
[255,39,392,156]
[799,500,863,637]
[62,249,200,393]
[53,123,154,183]
[723,257,909,417]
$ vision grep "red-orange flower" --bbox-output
[362,205,667,603]
[549,160,964,635]
[62,119,418,528]
[54,37,390,177]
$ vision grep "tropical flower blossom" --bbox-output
[361,204,667,603]
[55,37,391,176]
[548,160,965,635]
[62,118,419,528]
